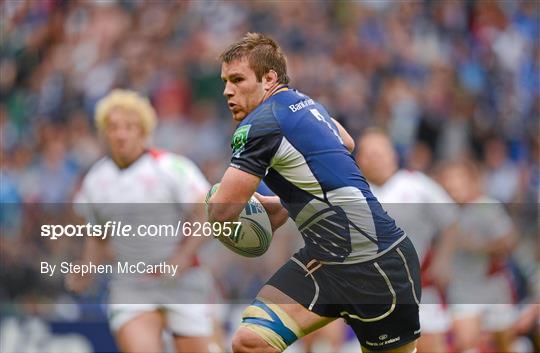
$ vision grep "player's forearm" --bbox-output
[434,222,458,261]
[429,222,458,287]
[176,200,212,258]
[207,200,243,223]
[173,233,209,260]
[207,167,260,223]
[81,237,111,264]
[485,231,517,255]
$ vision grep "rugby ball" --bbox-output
[205,183,273,257]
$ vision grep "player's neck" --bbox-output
[111,148,145,169]
[467,191,483,203]
[263,83,288,101]
[373,170,396,186]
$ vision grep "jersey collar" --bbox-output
[271,84,289,96]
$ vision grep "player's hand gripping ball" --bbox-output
[205,183,273,257]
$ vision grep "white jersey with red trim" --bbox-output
[449,196,516,305]
[370,170,458,333]
[370,170,458,263]
[75,150,210,274]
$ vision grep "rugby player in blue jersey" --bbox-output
[208,33,421,353]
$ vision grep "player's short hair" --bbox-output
[95,89,157,135]
[220,32,290,84]
[358,127,389,139]
[356,127,392,147]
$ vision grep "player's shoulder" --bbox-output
[270,89,316,117]
[473,195,503,205]
[401,170,439,187]
[234,102,282,148]
[392,170,452,201]
[464,195,506,216]
[470,194,507,210]
[243,100,280,130]
[76,156,114,200]
[148,148,199,174]
[466,195,513,229]
[83,156,113,181]
[390,170,430,188]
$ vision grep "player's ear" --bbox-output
[263,70,278,90]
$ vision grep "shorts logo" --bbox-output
[366,336,400,347]
[232,125,251,158]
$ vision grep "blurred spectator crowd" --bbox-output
[1,0,538,315]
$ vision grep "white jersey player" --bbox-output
[438,159,518,353]
[67,89,219,353]
[357,130,459,353]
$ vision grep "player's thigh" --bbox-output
[301,318,346,350]
[166,304,217,353]
[419,303,451,334]
[451,305,482,349]
[491,328,515,351]
[166,304,214,337]
[173,336,220,353]
[115,309,165,353]
[258,284,335,332]
[416,304,450,353]
[483,303,517,333]
[416,333,446,353]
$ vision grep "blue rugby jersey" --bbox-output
[230,88,405,263]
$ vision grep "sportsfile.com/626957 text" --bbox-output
[40,221,242,240]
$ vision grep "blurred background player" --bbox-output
[67,89,221,353]
[437,159,518,353]
[356,129,459,353]
[300,320,347,353]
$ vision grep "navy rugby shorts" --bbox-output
[266,236,421,351]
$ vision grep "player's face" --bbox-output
[438,165,472,204]
[104,108,146,163]
[356,133,398,186]
[221,58,266,121]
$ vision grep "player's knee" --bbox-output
[236,298,304,352]
[232,328,278,353]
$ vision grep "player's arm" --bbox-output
[331,118,355,152]
[208,168,288,232]
[67,190,113,293]
[423,176,460,288]
[484,203,518,255]
[460,229,517,259]
[160,155,214,274]
[207,167,260,223]
[210,109,288,231]
[428,221,458,288]
[66,228,112,293]
[484,228,517,256]
[168,194,211,275]
[461,204,517,255]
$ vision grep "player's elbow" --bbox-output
[502,231,518,252]
[344,136,355,153]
